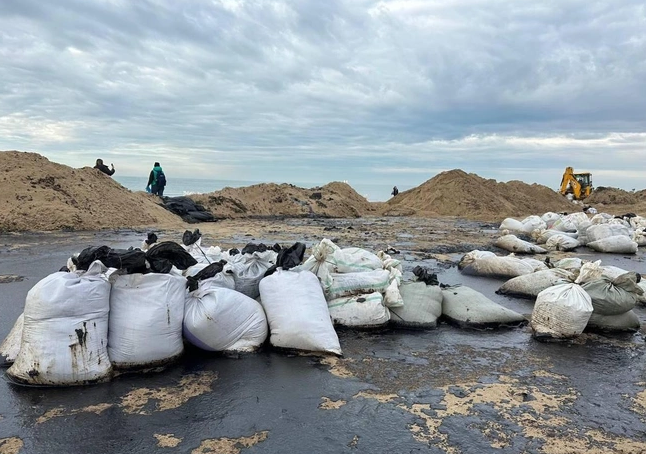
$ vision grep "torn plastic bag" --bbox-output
[146,241,198,273]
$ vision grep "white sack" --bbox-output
[587,236,638,254]
[541,212,562,228]
[184,282,267,352]
[441,286,526,328]
[390,282,443,329]
[586,311,641,332]
[545,234,579,251]
[590,213,613,225]
[327,292,390,328]
[229,250,277,299]
[531,283,593,338]
[8,262,112,385]
[632,229,646,246]
[499,218,524,232]
[109,273,187,368]
[259,270,341,355]
[459,251,547,278]
[496,269,575,299]
[520,216,547,233]
[586,224,631,243]
[0,313,24,365]
[532,229,578,244]
[326,269,392,300]
[495,234,547,254]
[554,257,584,272]
[581,272,642,316]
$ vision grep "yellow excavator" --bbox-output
[559,167,593,200]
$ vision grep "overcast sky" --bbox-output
[1,0,645,193]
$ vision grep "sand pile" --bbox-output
[383,169,576,220]
[0,151,183,232]
[190,181,379,219]
[585,187,638,205]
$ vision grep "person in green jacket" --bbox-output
[146,162,167,196]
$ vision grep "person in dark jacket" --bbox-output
[94,159,115,176]
[391,186,399,197]
[146,162,166,196]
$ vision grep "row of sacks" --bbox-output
[481,254,645,336]
[498,211,643,254]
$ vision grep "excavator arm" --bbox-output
[559,166,592,200]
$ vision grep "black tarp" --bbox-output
[161,196,217,223]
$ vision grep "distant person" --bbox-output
[146,162,167,196]
[94,159,115,176]
[391,186,399,197]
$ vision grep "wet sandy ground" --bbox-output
[1,217,646,454]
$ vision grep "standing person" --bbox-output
[94,159,115,176]
[391,186,399,197]
[146,162,167,196]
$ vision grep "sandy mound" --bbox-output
[586,187,638,205]
[190,181,379,219]
[382,169,577,220]
[0,151,183,232]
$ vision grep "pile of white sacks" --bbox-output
[497,211,645,254]
[461,250,645,339]
[0,237,423,387]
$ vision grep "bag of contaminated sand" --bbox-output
[576,221,592,245]
[553,257,584,272]
[389,282,443,329]
[632,229,646,247]
[499,218,524,232]
[587,235,638,254]
[600,265,630,280]
[520,216,547,233]
[545,234,579,252]
[591,213,613,225]
[258,269,341,355]
[586,311,641,333]
[581,272,642,316]
[297,239,383,293]
[0,313,24,366]
[327,292,390,329]
[184,279,268,353]
[229,250,277,299]
[531,229,578,245]
[459,251,547,278]
[325,268,392,301]
[495,234,547,254]
[441,285,526,329]
[586,224,631,243]
[530,262,600,339]
[496,268,575,299]
[541,212,562,229]
[109,273,187,368]
[7,261,112,386]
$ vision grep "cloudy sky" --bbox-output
[1,0,645,194]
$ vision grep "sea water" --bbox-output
[113,175,410,203]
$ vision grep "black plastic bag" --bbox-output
[182,229,202,246]
[412,266,439,286]
[146,241,198,273]
[264,242,306,277]
[186,260,228,292]
[145,232,158,247]
[76,246,147,273]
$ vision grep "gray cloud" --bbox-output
[1,0,645,191]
